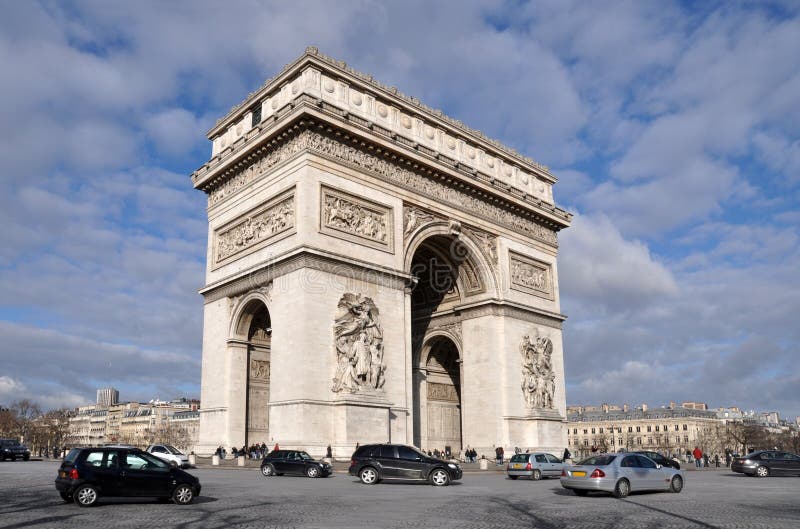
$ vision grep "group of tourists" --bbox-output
[214,442,280,460]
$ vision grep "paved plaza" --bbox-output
[1,461,799,529]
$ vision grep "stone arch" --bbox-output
[413,334,463,454]
[404,221,498,295]
[229,290,272,340]
[228,291,272,446]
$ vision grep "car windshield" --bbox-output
[1,440,20,447]
[299,452,313,460]
[164,445,183,455]
[64,448,81,463]
[510,454,529,463]
[577,455,616,466]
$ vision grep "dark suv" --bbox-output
[0,439,31,461]
[55,447,201,506]
[348,443,462,486]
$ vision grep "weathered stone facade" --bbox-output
[192,48,572,458]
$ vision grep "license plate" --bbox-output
[572,471,586,477]
[513,463,522,469]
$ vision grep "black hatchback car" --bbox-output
[55,447,201,506]
[260,450,332,478]
[348,443,462,486]
[731,450,800,477]
[632,451,681,470]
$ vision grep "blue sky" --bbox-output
[1,1,798,419]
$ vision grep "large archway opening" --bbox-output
[409,234,476,454]
[236,301,272,446]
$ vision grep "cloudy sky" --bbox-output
[1,1,798,419]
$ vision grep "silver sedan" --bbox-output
[560,453,684,498]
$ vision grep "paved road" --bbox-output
[1,461,799,529]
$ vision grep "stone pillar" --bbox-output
[227,340,249,448]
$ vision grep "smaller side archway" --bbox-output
[413,334,462,455]
[229,294,272,447]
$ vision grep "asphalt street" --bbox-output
[1,461,798,529]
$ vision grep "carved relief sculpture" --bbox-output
[403,204,437,238]
[250,360,270,381]
[332,293,386,393]
[509,251,553,299]
[321,186,392,251]
[215,194,294,264]
[520,333,555,409]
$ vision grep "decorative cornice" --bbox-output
[412,299,565,330]
[210,47,554,181]
[200,247,411,303]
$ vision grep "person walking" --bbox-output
[326,445,332,459]
[692,446,703,468]
[562,447,571,463]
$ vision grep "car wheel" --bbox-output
[532,469,542,481]
[756,465,769,478]
[306,466,320,478]
[359,466,378,485]
[74,485,99,507]
[573,489,589,496]
[173,484,194,505]
[670,475,683,493]
[59,491,72,503]
[508,475,518,480]
[430,468,451,486]
[261,463,275,477]
[613,479,630,498]
[169,460,178,468]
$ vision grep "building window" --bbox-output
[684,435,689,443]
[584,440,589,446]
[573,428,577,434]
[636,437,642,445]
[648,437,653,444]
[610,438,615,445]
[636,426,641,432]
[251,104,262,127]
[647,426,652,432]
[655,425,660,432]
[599,427,604,434]
[619,438,623,445]
[583,429,588,434]
[676,436,681,443]
[591,428,595,434]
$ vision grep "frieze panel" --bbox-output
[250,360,270,381]
[207,130,558,246]
[427,382,459,402]
[304,131,559,246]
[320,186,393,252]
[509,250,554,300]
[214,190,295,265]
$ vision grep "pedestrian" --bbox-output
[273,442,280,452]
[725,452,731,467]
[714,454,720,468]
[692,446,703,468]
[326,445,332,459]
[495,446,504,465]
[703,453,709,467]
[562,447,571,463]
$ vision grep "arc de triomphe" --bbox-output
[191,48,572,458]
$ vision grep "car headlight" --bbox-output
[447,463,457,469]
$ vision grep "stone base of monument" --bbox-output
[479,459,489,470]
[238,455,245,466]
[189,454,196,466]
[212,455,220,466]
